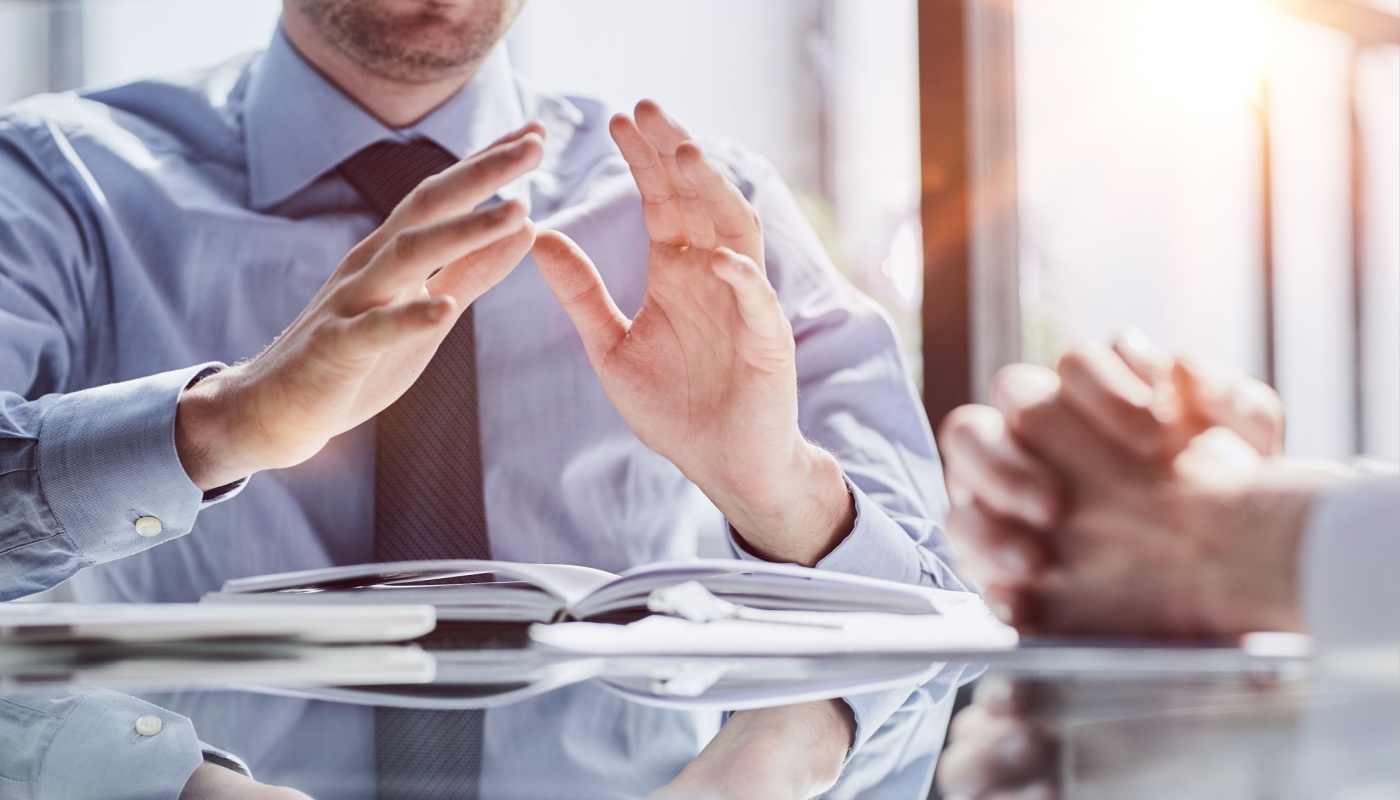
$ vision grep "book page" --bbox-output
[530,608,1018,656]
[216,560,619,612]
[573,559,962,620]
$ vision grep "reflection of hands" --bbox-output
[176,124,544,491]
[938,678,1059,800]
[939,333,1342,637]
[534,101,854,567]
[179,762,314,800]
[645,700,854,800]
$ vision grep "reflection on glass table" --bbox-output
[0,641,971,800]
[937,671,1400,800]
[7,634,1399,800]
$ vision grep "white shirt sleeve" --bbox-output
[1299,474,1400,653]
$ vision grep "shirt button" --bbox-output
[134,715,163,736]
[134,516,163,538]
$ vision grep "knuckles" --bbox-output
[391,229,423,264]
[1053,346,1093,384]
[940,405,1000,461]
[404,175,447,218]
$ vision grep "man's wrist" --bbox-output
[1192,460,1350,635]
[733,700,853,790]
[175,367,255,492]
[719,443,856,567]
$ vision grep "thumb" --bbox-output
[1175,426,1263,484]
[532,230,629,366]
[1172,358,1286,456]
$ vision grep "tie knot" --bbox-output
[340,139,459,219]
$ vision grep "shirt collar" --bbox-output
[244,25,527,211]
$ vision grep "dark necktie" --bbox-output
[341,139,488,800]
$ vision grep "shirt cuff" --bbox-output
[199,742,252,778]
[1300,475,1400,652]
[725,479,925,586]
[35,364,245,567]
[36,689,204,800]
[840,686,921,757]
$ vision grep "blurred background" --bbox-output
[1,0,1396,461]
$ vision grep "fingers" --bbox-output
[677,141,763,261]
[711,248,790,346]
[427,221,536,306]
[1111,328,1172,385]
[939,405,1063,528]
[635,100,717,249]
[1174,425,1266,480]
[973,676,1065,718]
[988,363,1061,422]
[1173,357,1285,456]
[338,296,455,353]
[1055,342,1170,461]
[352,200,529,306]
[610,112,689,246]
[485,119,546,149]
[946,501,1048,593]
[393,130,542,225]
[532,230,630,366]
[992,363,1155,493]
[938,702,1058,800]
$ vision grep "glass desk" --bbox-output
[2,640,1396,799]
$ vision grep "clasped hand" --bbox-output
[938,332,1342,638]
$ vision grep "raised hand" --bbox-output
[532,101,853,566]
[177,124,545,490]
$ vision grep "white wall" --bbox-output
[0,3,54,106]
[1016,0,1400,460]
[507,0,925,366]
[81,0,281,88]
[506,0,814,190]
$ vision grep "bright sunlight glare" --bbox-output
[1137,0,1275,105]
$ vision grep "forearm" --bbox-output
[4,689,204,800]
[0,368,239,600]
[661,700,854,799]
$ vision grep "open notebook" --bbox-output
[203,559,948,624]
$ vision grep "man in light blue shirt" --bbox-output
[0,0,966,796]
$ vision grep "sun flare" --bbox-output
[1137,0,1275,105]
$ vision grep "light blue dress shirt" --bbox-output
[0,690,202,800]
[0,27,966,797]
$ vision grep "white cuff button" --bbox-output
[134,516,163,538]
[135,715,163,736]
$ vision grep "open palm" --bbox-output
[533,101,802,510]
